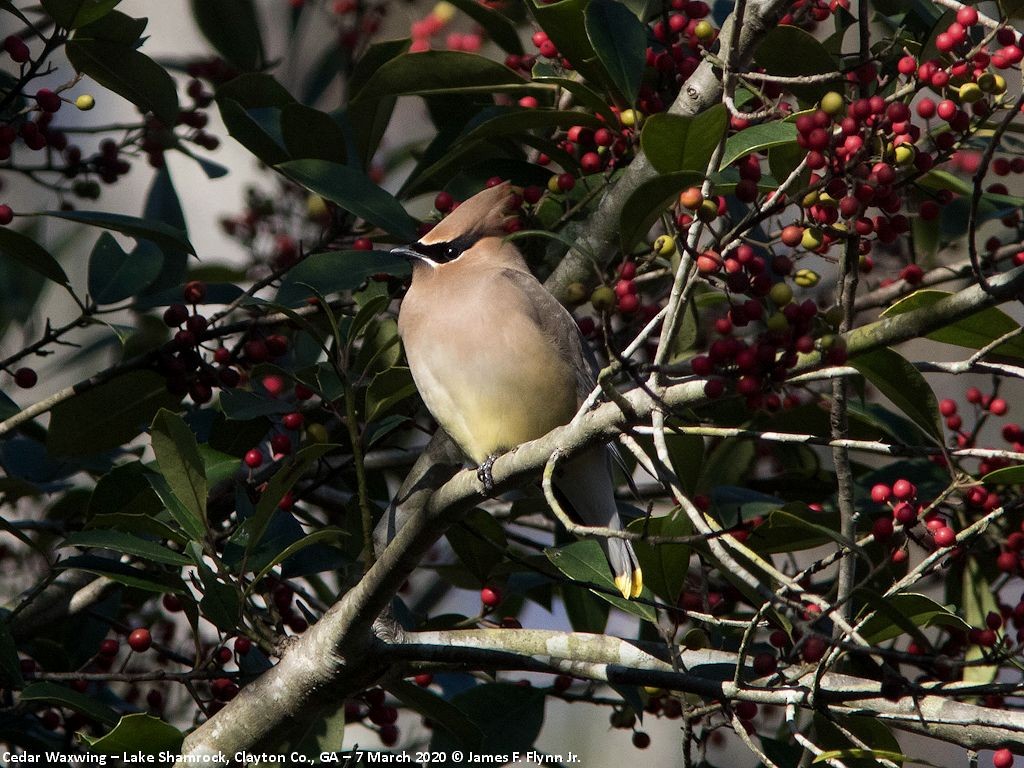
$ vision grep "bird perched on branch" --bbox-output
[394,182,643,599]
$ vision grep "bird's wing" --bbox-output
[499,267,597,402]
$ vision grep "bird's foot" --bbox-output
[477,454,498,495]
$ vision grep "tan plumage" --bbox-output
[396,183,642,599]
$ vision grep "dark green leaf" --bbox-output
[281,104,347,163]
[251,528,347,586]
[277,248,408,305]
[562,581,609,632]
[41,0,121,28]
[527,0,607,89]
[151,409,207,535]
[218,99,290,165]
[857,592,968,644]
[88,462,164,520]
[351,51,528,102]
[584,0,646,104]
[531,64,617,126]
[961,557,998,684]
[220,389,294,420]
[0,226,69,285]
[217,73,295,108]
[74,9,145,43]
[82,713,183,755]
[641,105,728,174]
[431,683,546,754]
[59,530,190,566]
[190,0,264,71]
[720,121,799,169]
[390,680,483,749]
[21,682,118,725]
[88,232,162,304]
[546,540,656,621]
[849,347,942,442]
[66,39,180,126]
[47,370,182,457]
[0,622,23,687]
[42,209,194,255]
[277,160,419,241]
[753,26,840,104]
[198,564,241,632]
[446,508,508,581]
[346,40,410,167]
[628,512,690,603]
[365,366,418,421]
[55,554,185,594]
[199,444,241,487]
[288,702,347,759]
[982,464,1024,485]
[882,289,1024,360]
[619,170,702,250]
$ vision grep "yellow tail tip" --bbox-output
[614,569,644,599]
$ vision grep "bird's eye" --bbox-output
[446,245,459,260]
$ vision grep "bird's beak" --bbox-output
[390,245,424,262]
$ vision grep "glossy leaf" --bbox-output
[720,121,799,169]
[0,226,69,285]
[218,99,290,166]
[220,389,295,420]
[351,51,529,101]
[546,540,656,621]
[982,464,1024,485]
[151,409,208,536]
[446,508,508,581]
[562,581,610,632]
[47,370,182,457]
[41,0,121,28]
[190,0,263,71]
[82,713,183,755]
[365,366,418,422]
[198,564,241,632]
[430,683,546,754]
[585,0,646,105]
[0,622,23,687]
[75,9,145,43]
[531,64,618,126]
[960,557,998,684]
[88,232,162,304]
[250,528,348,586]
[849,347,943,442]
[857,592,968,644]
[199,444,241,487]
[281,104,347,163]
[753,25,840,104]
[278,250,409,306]
[55,554,186,594]
[628,512,691,603]
[528,0,607,89]
[882,289,1024,360]
[619,170,702,250]
[66,39,180,126]
[278,160,418,241]
[21,682,118,725]
[42,209,194,255]
[642,104,728,175]
[59,530,190,566]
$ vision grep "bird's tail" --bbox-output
[552,446,643,599]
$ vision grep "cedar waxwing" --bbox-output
[393,183,643,599]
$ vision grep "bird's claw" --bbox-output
[477,455,497,495]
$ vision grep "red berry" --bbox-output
[127,628,152,652]
[35,88,61,113]
[870,483,891,504]
[162,594,183,612]
[282,412,304,430]
[872,517,894,541]
[4,35,29,63]
[801,636,827,663]
[414,673,433,687]
[14,367,37,389]
[989,398,1008,415]
[891,479,916,500]
[353,237,373,251]
[993,749,1014,768]
[956,5,978,25]
[183,280,206,303]
[997,551,1018,573]
[933,526,956,547]
[480,586,502,607]
[0,204,13,225]
[557,172,575,192]
[244,448,263,469]
[434,191,454,213]
[270,434,293,456]
[234,636,252,655]
[939,399,957,417]
[632,732,651,749]
[752,652,777,676]
[262,375,287,397]
[966,386,983,404]
[99,639,119,657]
[734,700,758,720]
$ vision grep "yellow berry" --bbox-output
[794,268,820,287]
[959,82,983,103]
[619,109,641,128]
[306,423,329,443]
[894,144,914,166]
[697,198,719,222]
[432,1,456,22]
[694,20,715,42]
[801,227,824,250]
[820,91,844,115]
[565,281,588,304]
[769,282,793,307]
[590,285,616,312]
[766,312,789,332]
[653,234,676,256]
[306,194,328,219]
[75,94,95,111]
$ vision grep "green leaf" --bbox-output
[244,444,337,561]
[641,105,728,174]
[619,170,703,250]
[431,683,546,754]
[59,530,190,566]
[446,508,508,582]
[628,512,690,603]
[857,592,969,644]
[47,370,182,457]
[151,409,207,537]
[41,0,121,28]
[531,64,617,126]
[277,160,419,241]
[720,121,799,169]
[390,680,484,749]
[281,104,347,163]
[199,444,241,487]
[961,557,998,684]
[88,232,162,304]
[982,464,1024,485]
[546,540,656,621]
[753,26,840,104]
[251,528,347,586]
[66,39,180,126]
[220,389,295,420]
[21,682,118,725]
[365,366,418,422]
[0,226,69,285]
[198,563,241,633]
[82,713,183,755]
[445,0,523,54]
[218,99,290,166]
[584,0,646,105]
[0,622,23,688]
[55,554,185,594]
[849,347,942,442]
[527,0,607,89]
[351,51,529,102]
[882,289,1024,360]
[42,209,194,255]
[190,0,264,71]
[74,9,145,43]
[217,72,295,108]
